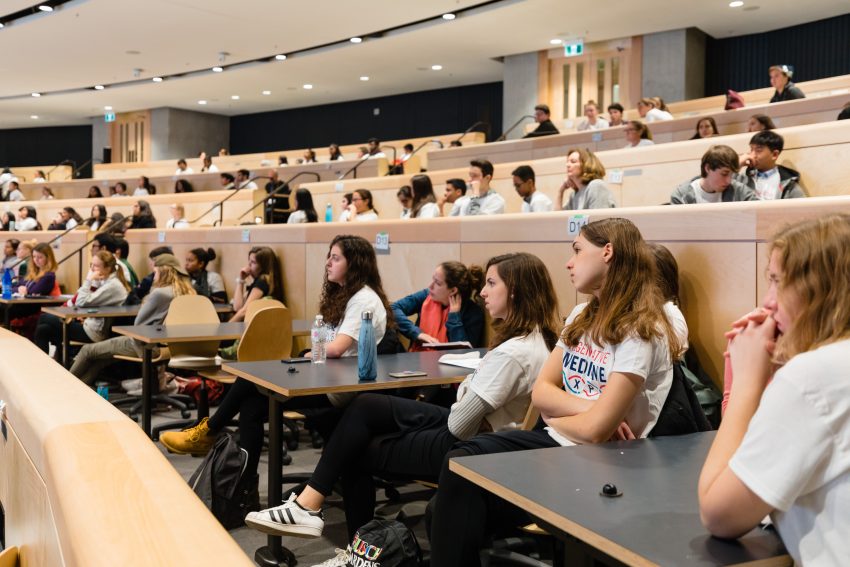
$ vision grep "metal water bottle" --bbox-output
[357,311,377,381]
[325,203,333,223]
[1,268,12,299]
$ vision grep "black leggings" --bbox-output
[307,393,457,540]
[429,429,560,567]
[34,313,91,357]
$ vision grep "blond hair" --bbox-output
[770,214,850,363]
[93,250,131,292]
[567,147,606,183]
[153,265,196,297]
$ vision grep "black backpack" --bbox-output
[649,362,713,437]
[189,431,259,530]
[346,519,421,567]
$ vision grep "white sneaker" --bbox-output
[121,378,142,392]
[311,547,351,567]
[244,493,324,538]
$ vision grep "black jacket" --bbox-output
[524,119,560,138]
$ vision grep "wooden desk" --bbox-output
[223,349,484,567]
[42,303,234,368]
[0,295,72,327]
[450,432,790,567]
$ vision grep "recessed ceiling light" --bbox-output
[30,115,39,119]
[94,85,105,90]
[442,13,456,20]
[0,23,5,29]
[262,90,271,95]
[303,84,313,90]
[104,106,112,110]
[212,66,223,73]
[231,95,240,100]
[152,76,163,82]
[198,100,207,105]
[431,64,443,71]
[360,76,369,81]
[350,37,362,43]
[729,1,744,6]
[275,54,287,61]
[38,5,53,12]
[31,92,41,97]
[550,38,563,45]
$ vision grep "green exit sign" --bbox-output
[564,39,584,57]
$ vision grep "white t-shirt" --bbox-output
[448,196,470,217]
[547,302,674,446]
[354,211,379,222]
[577,117,610,131]
[459,190,505,216]
[166,218,189,229]
[202,164,219,173]
[413,202,441,219]
[522,191,554,213]
[453,329,550,432]
[400,208,410,220]
[729,339,850,567]
[287,210,308,224]
[175,167,194,175]
[645,108,674,122]
[66,218,79,230]
[133,187,149,196]
[206,271,225,295]
[626,139,655,149]
[338,209,351,222]
[327,285,388,358]
[691,179,723,204]
[754,168,781,201]
[8,189,23,201]
[15,217,38,231]
[238,181,258,190]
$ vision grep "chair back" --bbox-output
[520,401,540,431]
[245,298,285,324]
[166,295,221,358]
[238,305,293,361]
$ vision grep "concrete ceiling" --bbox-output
[0,0,847,128]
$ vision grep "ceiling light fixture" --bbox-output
[550,38,563,45]
[198,100,207,105]
[94,85,104,90]
[31,92,41,97]
[360,76,369,81]
[212,66,223,73]
[431,64,443,71]
[303,84,313,90]
[729,1,744,6]
[350,37,362,43]
[442,13,456,20]
[275,54,287,61]
[104,106,112,110]
[262,90,271,95]
[231,95,240,100]
[30,115,39,119]
[152,76,163,82]
[38,5,53,12]
[0,23,5,29]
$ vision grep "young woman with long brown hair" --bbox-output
[230,246,284,322]
[245,251,561,546]
[429,218,683,566]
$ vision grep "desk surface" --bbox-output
[0,295,72,305]
[113,319,311,343]
[223,349,485,397]
[450,432,789,567]
[42,303,233,320]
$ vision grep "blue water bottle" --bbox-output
[325,202,333,223]
[357,311,377,381]
[1,268,12,299]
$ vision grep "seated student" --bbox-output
[459,159,505,216]
[174,158,193,176]
[328,143,344,161]
[576,100,610,131]
[698,214,850,566]
[111,181,129,198]
[558,148,617,210]
[337,192,353,222]
[15,206,41,231]
[637,97,674,122]
[400,143,414,162]
[229,246,285,322]
[7,182,24,201]
[365,137,386,159]
[131,246,173,301]
[396,186,412,219]
[738,130,806,200]
[48,207,84,230]
[160,235,391,481]
[10,239,33,282]
[114,238,140,287]
[34,251,131,357]
[87,185,103,198]
[512,165,553,213]
[129,200,156,229]
[838,102,850,121]
[86,204,108,231]
[219,173,235,190]
[440,178,469,217]
[691,116,719,139]
[341,189,379,222]
[670,145,756,204]
[286,189,319,224]
[245,251,561,544]
[747,113,775,132]
[90,233,133,286]
[302,149,318,164]
[16,242,57,297]
[166,204,190,228]
[278,155,289,166]
[392,262,485,349]
[429,218,684,567]
[408,174,441,219]
[134,176,155,196]
[69,254,196,386]
[607,102,626,127]
[33,171,47,183]
[0,212,13,231]
[174,179,194,193]
[2,238,19,271]
[523,104,560,138]
[200,155,218,173]
[185,248,227,304]
[768,64,805,103]
[624,120,654,148]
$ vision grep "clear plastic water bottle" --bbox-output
[358,311,377,381]
[325,203,333,223]
[311,315,327,364]
[1,268,12,299]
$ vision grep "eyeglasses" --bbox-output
[351,197,364,202]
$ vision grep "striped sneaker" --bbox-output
[244,493,324,538]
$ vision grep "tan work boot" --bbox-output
[160,417,215,457]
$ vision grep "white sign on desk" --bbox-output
[608,169,624,184]
[567,215,589,237]
[157,231,166,243]
[242,229,251,243]
[375,232,390,254]
[335,181,345,192]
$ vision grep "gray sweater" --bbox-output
[563,179,618,210]
[670,176,757,204]
[135,286,175,326]
[75,274,130,341]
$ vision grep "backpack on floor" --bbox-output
[346,518,421,567]
[188,431,259,530]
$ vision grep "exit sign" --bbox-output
[564,39,584,57]
[104,112,116,123]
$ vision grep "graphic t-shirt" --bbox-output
[547,302,674,446]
